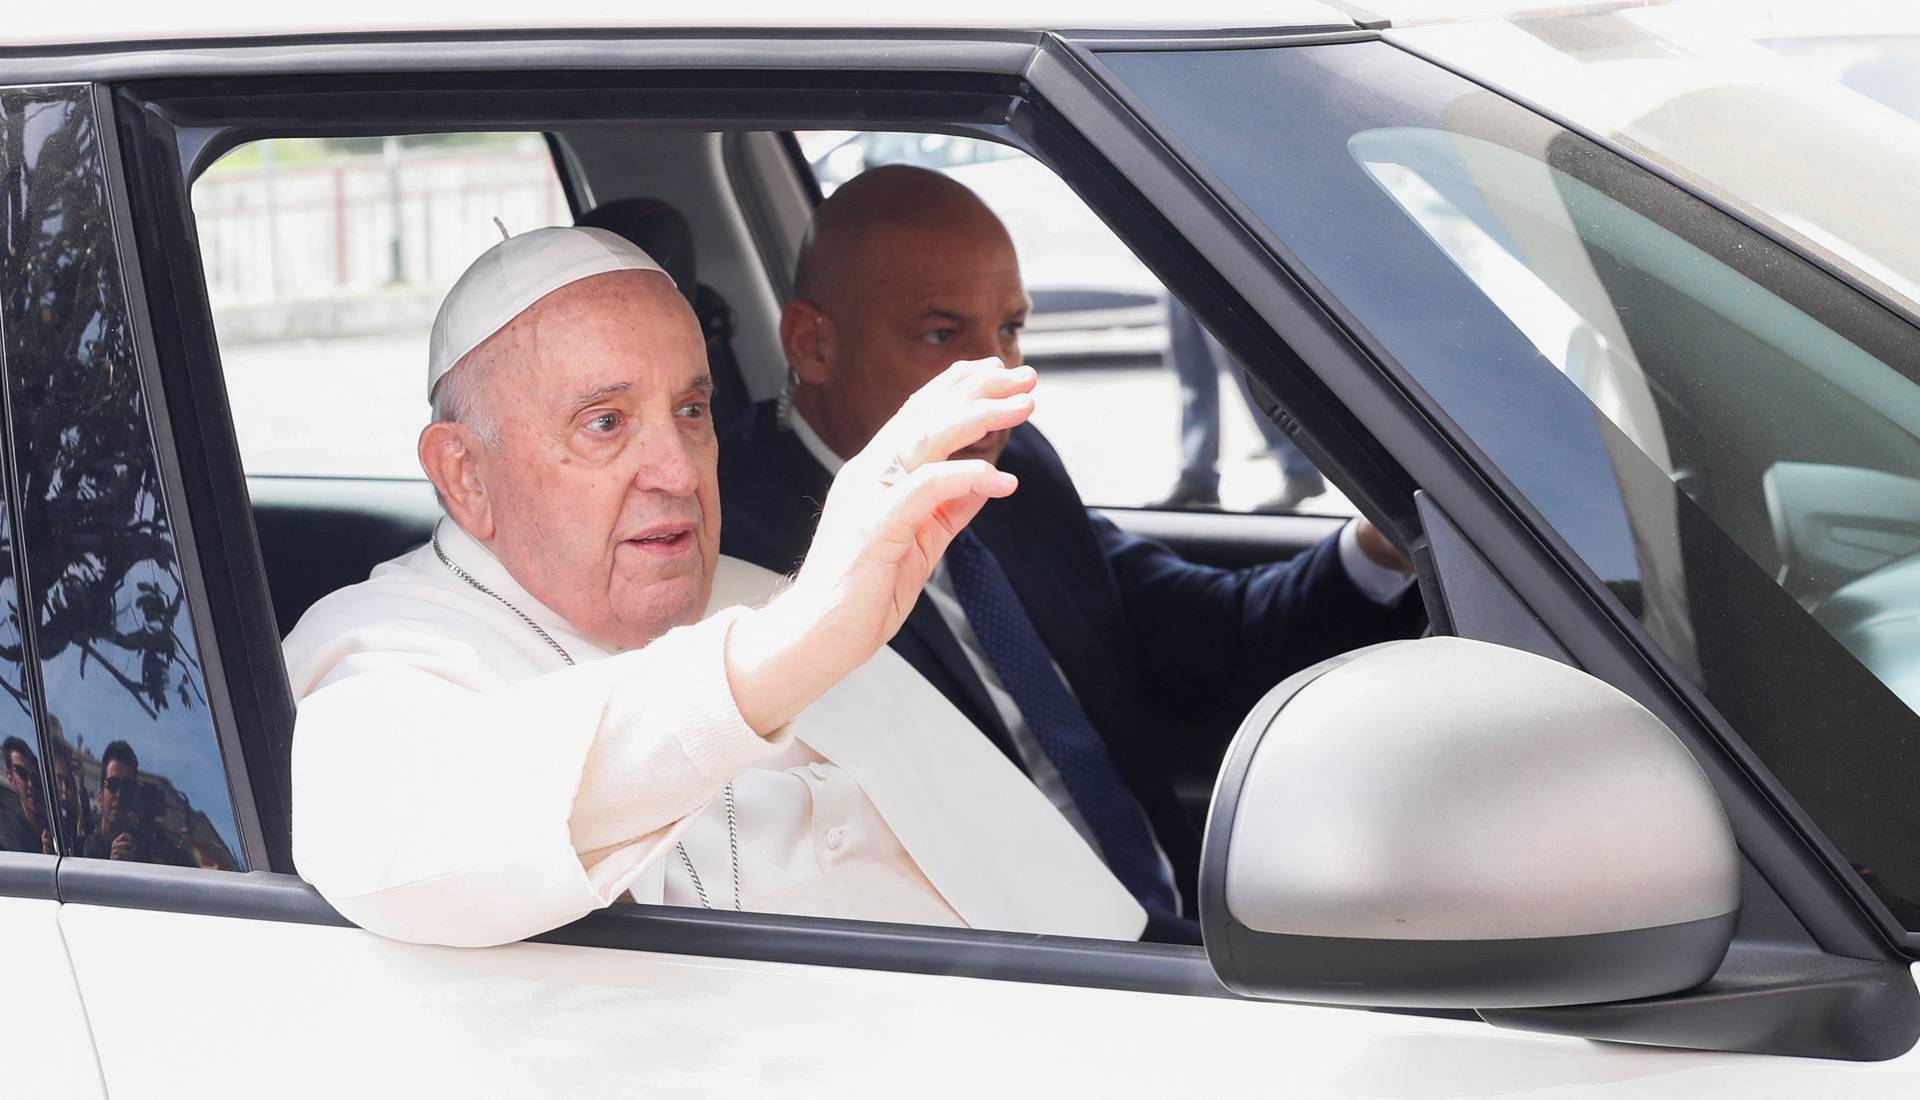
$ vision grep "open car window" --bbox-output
[792,130,1351,517]
[193,134,569,479]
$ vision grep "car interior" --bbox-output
[228,124,1376,834]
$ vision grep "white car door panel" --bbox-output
[56,903,1920,1097]
[0,896,106,1098]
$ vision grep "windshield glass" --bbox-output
[1391,0,1920,320]
[1101,39,1920,931]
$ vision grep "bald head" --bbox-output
[784,165,1030,463]
[795,165,1013,304]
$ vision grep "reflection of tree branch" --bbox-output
[73,639,158,719]
[0,672,28,715]
[5,88,206,725]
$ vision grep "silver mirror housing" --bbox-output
[1202,637,1739,1009]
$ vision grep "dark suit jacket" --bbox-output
[718,399,1421,905]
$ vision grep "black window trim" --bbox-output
[57,859,1258,1003]
[92,82,271,873]
[544,131,590,220]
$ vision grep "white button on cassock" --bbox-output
[825,826,848,851]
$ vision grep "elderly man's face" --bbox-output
[451,270,720,650]
[800,221,1028,464]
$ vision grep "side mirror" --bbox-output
[1202,637,1738,1009]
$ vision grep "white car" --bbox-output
[4,1,1920,1095]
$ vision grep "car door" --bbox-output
[8,18,1918,1097]
[1058,20,1920,1071]
[0,41,1504,1100]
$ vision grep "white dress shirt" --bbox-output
[784,411,1413,896]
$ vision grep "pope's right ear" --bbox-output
[418,420,494,540]
[781,299,835,387]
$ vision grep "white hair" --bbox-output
[429,355,501,449]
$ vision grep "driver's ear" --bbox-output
[419,420,494,540]
[782,299,837,387]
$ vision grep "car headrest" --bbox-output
[576,198,698,298]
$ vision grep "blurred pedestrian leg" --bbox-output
[1156,296,1324,511]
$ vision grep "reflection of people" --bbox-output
[286,227,1142,948]
[81,739,185,864]
[720,167,1422,929]
[1158,295,1324,511]
[1,735,49,853]
[44,719,89,845]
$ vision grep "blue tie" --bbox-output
[942,530,1180,915]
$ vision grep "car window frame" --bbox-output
[1,80,265,885]
[65,24,1907,1018]
[85,31,1450,1007]
[1061,33,1916,963]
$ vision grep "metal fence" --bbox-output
[194,141,565,309]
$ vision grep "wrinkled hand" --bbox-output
[796,358,1034,651]
[727,358,1036,733]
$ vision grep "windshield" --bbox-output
[1391,0,1920,321]
[1101,38,1920,931]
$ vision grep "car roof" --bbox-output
[5,0,1361,49]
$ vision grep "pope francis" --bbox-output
[284,227,1145,947]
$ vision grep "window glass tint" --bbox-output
[191,134,568,478]
[1101,42,1920,928]
[0,85,245,871]
[0,499,52,856]
[794,129,1348,516]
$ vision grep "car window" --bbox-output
[793,130,1351,517]
[0,489,53,856]
[1,84,247,871]
[1100,41,1920,930]
[192,134,570,479]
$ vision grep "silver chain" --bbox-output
[432,530,741,911]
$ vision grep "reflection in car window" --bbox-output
[1102,42,1920,928]
[0,497,52,854]
[0,85,245,871]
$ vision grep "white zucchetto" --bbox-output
[427,225,672,398]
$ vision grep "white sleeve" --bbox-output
[1337,519,1417,605]
[290,606,787,948]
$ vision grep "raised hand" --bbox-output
[726,358,1036,734]
[802,358,1035,646]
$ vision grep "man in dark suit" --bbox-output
[720,166,1421,935]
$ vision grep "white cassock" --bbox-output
[284,518,1145,947]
